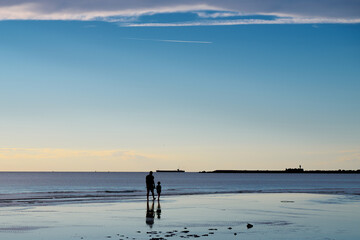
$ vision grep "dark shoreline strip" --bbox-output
[203,170,360,174]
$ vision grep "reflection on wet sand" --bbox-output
[146,200,155,228]
[156,201,161,219]
[146,200,162,228]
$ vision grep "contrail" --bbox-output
[124,37,212,44]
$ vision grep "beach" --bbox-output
[2,2,360,239]
[0,192,359,240]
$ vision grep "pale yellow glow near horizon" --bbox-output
[0,147,359,172]
[0,148,168,172]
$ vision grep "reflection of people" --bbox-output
[146,171,155,200]
[156,200,161,219]
[146,200,155,228]
[156,182,162,201]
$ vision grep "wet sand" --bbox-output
[0,193,359,240]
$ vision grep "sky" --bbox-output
[0,0,360,171]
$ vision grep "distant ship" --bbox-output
[156,169,185,173]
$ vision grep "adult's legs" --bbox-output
[151,189,155,200]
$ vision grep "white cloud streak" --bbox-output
[0,0,359,24]
[0,3,219,20]
[195,11,244,19]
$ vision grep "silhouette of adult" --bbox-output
[146,171,155,200]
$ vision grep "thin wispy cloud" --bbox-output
[0,148,168,171]
[0,0,359,25]
[0,148,153,160]
[304,149,360,165]
[124,37,212,44]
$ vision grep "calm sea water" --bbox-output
[0,172,359,206]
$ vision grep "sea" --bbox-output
[0,172,359,207]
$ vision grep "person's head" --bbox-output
[157,181,161,185]
[149,171,153,175]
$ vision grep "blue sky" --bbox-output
[0,1,359,171]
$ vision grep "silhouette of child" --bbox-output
[156,182,162,200]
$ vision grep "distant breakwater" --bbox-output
[201,170,360,174]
